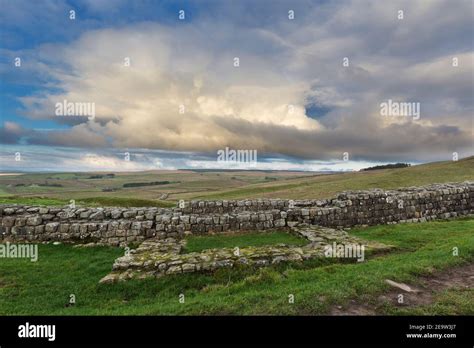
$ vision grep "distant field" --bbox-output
[0,156,472,207]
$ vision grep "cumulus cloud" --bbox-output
[3,0,473,163]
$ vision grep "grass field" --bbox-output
[0,218,472,315]
[0,156,472,206]
[0,195,174,208]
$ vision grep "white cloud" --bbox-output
[61,154,163,172]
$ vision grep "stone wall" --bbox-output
[1,182,472,246]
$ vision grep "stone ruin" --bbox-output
[99,225,391,283]
[0,181,472,282]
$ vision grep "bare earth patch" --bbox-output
[331,262,474,315]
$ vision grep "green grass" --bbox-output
[184,231,307,253]
[0,196,175,208]
[0,218,472,315]
[77,196,175,208]
[0,196,68,206]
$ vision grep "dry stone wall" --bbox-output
[1,182,472,246]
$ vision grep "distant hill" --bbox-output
[190,156,474,200]
[0,156,472,205]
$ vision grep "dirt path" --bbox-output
[330,262,474,315]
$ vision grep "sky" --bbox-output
[0,0,473,172]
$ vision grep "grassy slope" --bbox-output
[192,156,474,200]
[0,157,472,206]
[0,217,472,315]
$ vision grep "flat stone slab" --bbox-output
[99,225,392,283]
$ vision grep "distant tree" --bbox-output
[361,163,411,171]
